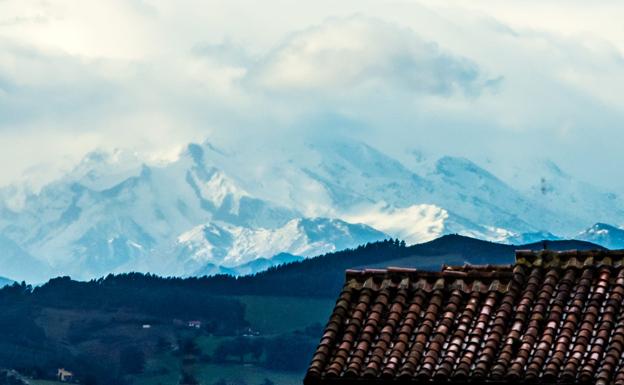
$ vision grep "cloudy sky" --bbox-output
[1,0,624,190]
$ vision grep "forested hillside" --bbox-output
[0,235,604,385]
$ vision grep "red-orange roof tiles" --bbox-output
[305,250,624,385]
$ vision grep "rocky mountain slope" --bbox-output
[1,139,623,282]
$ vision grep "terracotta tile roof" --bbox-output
[305,250,624,385]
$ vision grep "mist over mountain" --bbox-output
[1,138,623,282]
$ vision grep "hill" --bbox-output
[197,234,604,298]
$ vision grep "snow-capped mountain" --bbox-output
[575,223,624,250]
[0,142,391,281]
[174,217,387,276]
[1,138,622,282]
[503,231,561,245]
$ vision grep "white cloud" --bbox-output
[0,0,624,192]
[246,17,497,97]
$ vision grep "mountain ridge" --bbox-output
[1,138,623,281]
[213,234,606,298]
[0,276,14,287]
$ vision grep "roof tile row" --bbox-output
[306,250,624,385]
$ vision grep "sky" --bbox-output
[1,0,624,191]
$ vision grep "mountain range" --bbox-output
[1,139,623,282]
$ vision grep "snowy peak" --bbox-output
[292,217,389,248]
[0,142,302,279]
[583,222,618,234]
[576,223,624,249]
[503,231,561,245]
[343,204,449,244]
[175,217,388,275]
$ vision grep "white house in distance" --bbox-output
[57,368,74,382]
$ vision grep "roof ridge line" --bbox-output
[515,249,624,268]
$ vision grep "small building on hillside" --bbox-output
[57,368,74,382]
[242,326,261,337]
[188,320,202,329]
[305,249,624,385]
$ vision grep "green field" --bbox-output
[197,363,302,385]
[236,295,334,334]
[131,352,180,385]
[134,358,303,385]
[129,295,333,385]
